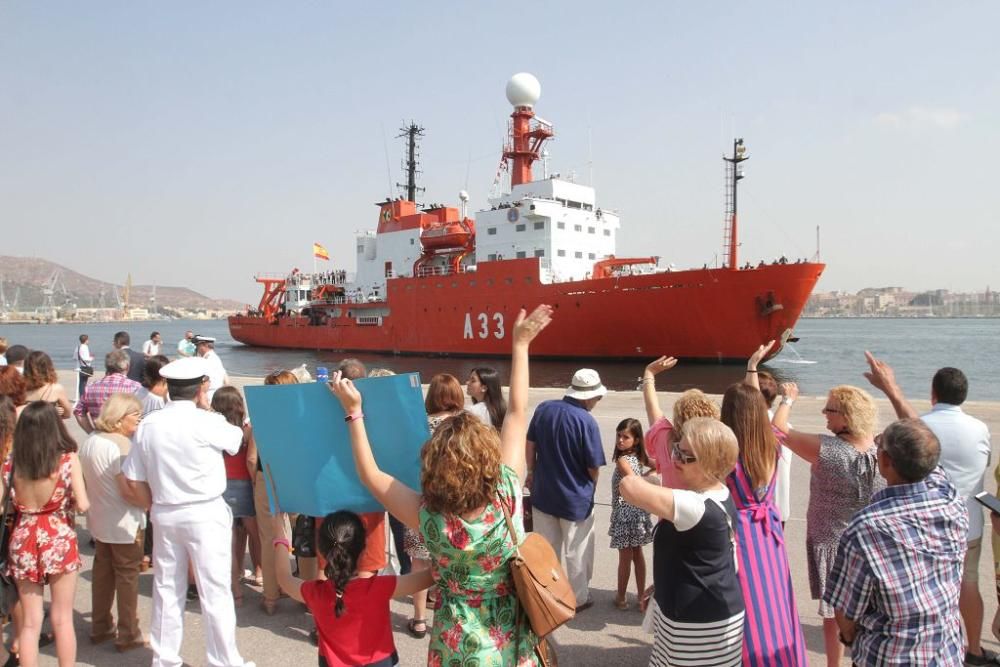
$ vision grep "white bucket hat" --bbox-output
[565,368,607,400]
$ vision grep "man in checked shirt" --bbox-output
[824,418,968,666]
[74,349,142,433]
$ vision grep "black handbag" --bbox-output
[0,464,19,617]
[292,514,316,558]
[78,363,95,377]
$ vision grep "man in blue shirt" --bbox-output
[526,368,607,611]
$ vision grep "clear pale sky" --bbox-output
[2,2,997,303]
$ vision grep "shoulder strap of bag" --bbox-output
[497,488,522,558]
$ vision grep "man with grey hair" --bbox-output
[73,349,142,433]
[824,418,967,666]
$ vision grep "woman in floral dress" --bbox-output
[3,402,90,667]
[331,305,553,667]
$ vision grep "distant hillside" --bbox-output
[0,256,241,311]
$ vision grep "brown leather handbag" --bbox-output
[498,491,576,638]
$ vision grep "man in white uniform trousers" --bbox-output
[122,357,254,667]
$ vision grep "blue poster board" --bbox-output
[244,373,428,515]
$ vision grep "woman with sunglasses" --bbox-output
[620,417,745,667]
[772,382,886,667]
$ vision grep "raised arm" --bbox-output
[863,351,918,420]
[619,474,675,522]
[745,340,775,390]
[329,373,422,530]
[773,382,822,464]
[501,305,553,481]
[641,356,677,426]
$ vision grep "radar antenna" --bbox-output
[396,123,426,204]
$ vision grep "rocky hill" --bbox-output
[0,256,241,312]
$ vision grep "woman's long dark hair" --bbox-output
[13,402,74,480]
[720,382,778,490]
[318,511,366,618]
[612,417,650,467]
[211,386,246,428]
[470,367,507,430]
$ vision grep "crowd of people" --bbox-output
[0,318,996,667]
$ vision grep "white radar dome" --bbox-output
[506,73,541,108]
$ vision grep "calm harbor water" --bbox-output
[3,317,999,400]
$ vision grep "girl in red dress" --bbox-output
[3,402,89,667]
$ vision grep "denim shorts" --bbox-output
[223,479,255,518]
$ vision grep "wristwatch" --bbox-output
[781,397,795,407]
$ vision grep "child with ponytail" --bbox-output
[272,511,432,667]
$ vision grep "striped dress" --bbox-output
[726,456,808,666]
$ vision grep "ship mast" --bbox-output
[396,122,426,203]
[502,73,553,187]
[722,138,749,270]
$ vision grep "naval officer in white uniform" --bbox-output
[122,356,254,667]
[193,335,229,401]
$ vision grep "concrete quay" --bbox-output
[18,372,1000,665]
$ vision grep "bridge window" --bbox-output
[574,224,582,232]
[488,227,497,235]
[534,249,545,257]
[516,251,527,259]
[557,249,566,257]
[516,223,526,232]
[588,253,596,260]
[575,251,583,259]
[534,221,545,230]
[604,229,611,236]
[557,222,565,229]
[588,227,595,234]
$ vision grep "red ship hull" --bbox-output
[228,258,823,361]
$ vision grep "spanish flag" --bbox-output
[313,243,330,261]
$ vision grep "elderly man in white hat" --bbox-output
[121,357,254,667]
[525,368,607,611]
[193,335,229,401]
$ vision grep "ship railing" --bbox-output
[254,272,287,281]
[415,265,471,278]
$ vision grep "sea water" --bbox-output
[3,317,999,400]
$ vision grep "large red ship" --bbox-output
[229,74,824,361]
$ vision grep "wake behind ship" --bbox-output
[229,73,824,361]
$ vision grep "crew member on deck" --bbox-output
[122,357,254,667]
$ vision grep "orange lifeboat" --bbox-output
[420,220,474,250]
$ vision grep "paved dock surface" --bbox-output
[16,372,1000,666]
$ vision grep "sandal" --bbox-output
[407,618,428,639]
[614,596,630,610]
[965,649,1000,666]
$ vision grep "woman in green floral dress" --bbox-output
[331,305,553,667]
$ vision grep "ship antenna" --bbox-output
[381,123,394,199]
[396,122,426,203]
[722,138,749,270]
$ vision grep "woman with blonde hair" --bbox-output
[78,393,149,651]
[774,382,886,667]
[331,306,552,665]
[620,417,745,667]
[640,356,719,488]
